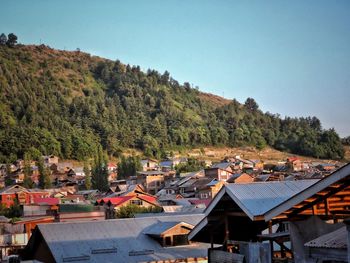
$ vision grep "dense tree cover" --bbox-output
[23,152,33,188]
[38,157,51,189]
[83,162,92,190]
[117,155,142,179]
[91,146,109,192]
[0,201,21,218]
[0,44,345,162]
[175,158,206,174]
[115,204,162,218]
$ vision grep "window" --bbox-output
[130,200,142,206]
[173,234,189,246]
[201,193,208,199]
[7,195,12,201]
[165,236,172,246]
[166,189,174,194]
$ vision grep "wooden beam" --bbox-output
[288,181,349,218]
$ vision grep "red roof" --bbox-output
[98,195,158,207]
[137,194,158,205]
[33,197,60,206]
[97,196,133,206]
[108,163,117,168]
[287,157,299,163]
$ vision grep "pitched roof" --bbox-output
[211,162,232,170]
[304,226,347,249]
[137,195,159,206]
[143,221,180,236]
[0,184,28,194]
[97,196,134,206]
[221,180,318,220]
[26,214,207,263]
[264,163,350,221]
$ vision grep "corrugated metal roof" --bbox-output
[304,226,347,249]
[225,180,318,218]
[34,214,207,263]
[211,162,232,170]
[143,221,179,236]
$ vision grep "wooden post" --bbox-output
[270,240,274,259]
[324,198,329,216]
[224,213,229,250]
[268,221,272,234]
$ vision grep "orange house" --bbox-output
[0,185,50,208]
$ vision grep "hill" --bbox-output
[0,44,345,162]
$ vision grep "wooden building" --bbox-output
[189,163,350,262]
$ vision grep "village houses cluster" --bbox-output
[0,154,347,262]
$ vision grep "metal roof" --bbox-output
[305,226,347,249]
[211,162,232,170]
[30,214,207,263]
[264,163,350,221]
[224,180,318,219]
[143,221,180,236]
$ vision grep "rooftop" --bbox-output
[25,214,207,262]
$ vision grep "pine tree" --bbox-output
[38,158,51,189]
[0,33,7,45]
[6,33,17,47]
[83,161,92,190]
[23,152,33,188]
[91,146,109,191]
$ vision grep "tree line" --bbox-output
[0,42,345,163]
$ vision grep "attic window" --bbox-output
[173,234,189,246]
[62,255,90,262]
[91,248,117,254]
[163,234,189,247]
[130,200,142,206]
[129,249,154,256]
[165,236,171,246]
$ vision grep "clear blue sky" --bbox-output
[1,0,349,137]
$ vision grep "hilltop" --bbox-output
[0,44,345,162]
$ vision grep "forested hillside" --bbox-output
[0,44,344,162]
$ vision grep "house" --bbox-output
[137,171,165,195]
[0,185,50,208]
[56,203,105,222]
[76,189,100,200]
[295,217,347,262]
[196,179,225,199]
[96,194,160,218]
[43,155,59,166]
[22,214,209,263]
[232,173,254,184]
[316,163,336,171]
[205,162,234,181]
[140,159,159,171]
[23,199,59,217]
[250,159,264,170]
[287,157,303,171]
[190,162,350,262]
[53,162,73,174]
[14,216,55,239]
[107,162,117,172]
